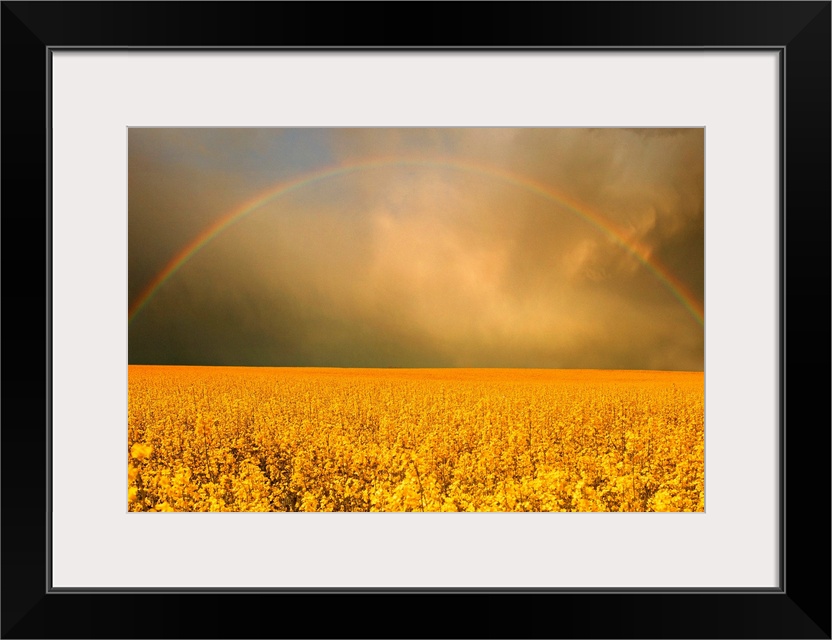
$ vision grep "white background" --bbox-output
[51,52,779,588]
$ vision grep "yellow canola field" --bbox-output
[128,366,703,512]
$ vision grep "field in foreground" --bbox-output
[128,366,703,512]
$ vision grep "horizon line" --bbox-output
[128,363,705,373]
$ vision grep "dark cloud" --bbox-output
[129,128,703,370]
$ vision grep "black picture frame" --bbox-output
[2,2,829,638]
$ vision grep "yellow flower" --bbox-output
[128,486,138,502]
[131,443,153,461]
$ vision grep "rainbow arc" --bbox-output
[128,157,704,327]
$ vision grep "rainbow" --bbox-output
[128,157,704,326]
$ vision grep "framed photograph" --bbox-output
[3,2,829,638]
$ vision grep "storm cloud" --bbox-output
[128,128,704,370]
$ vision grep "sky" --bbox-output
[128,128,704,370]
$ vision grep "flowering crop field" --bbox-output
[128,366,703,512]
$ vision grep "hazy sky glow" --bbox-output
[129,128,704,370]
